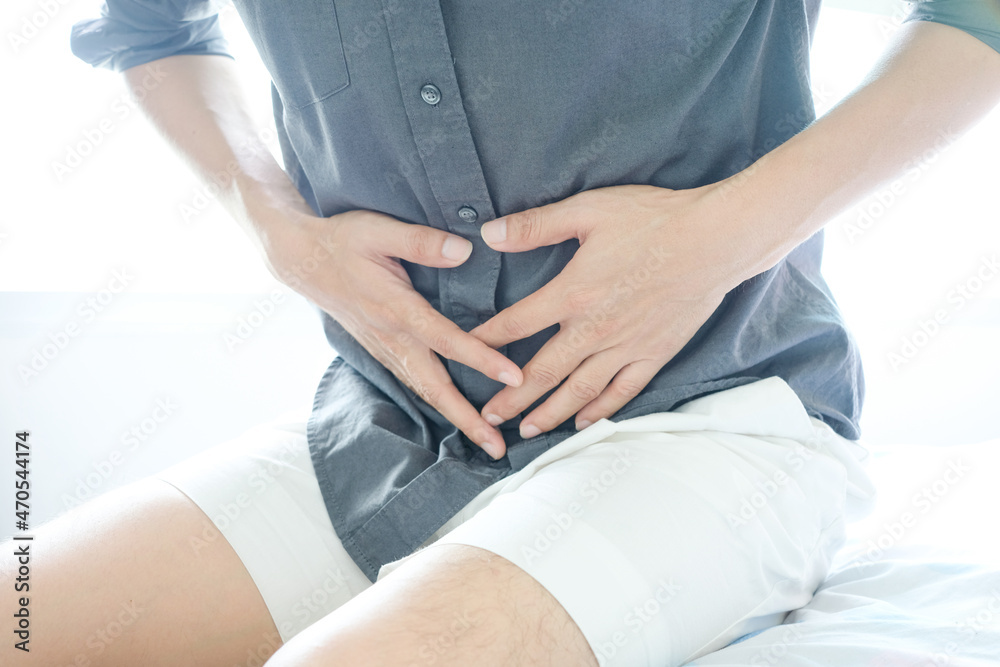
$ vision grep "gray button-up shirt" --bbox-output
[72,0,1000,581]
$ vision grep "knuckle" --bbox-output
[408,307,434,334]
[363,300,398,328]
[567,379,602,403]
[360,328,392,355]
[402,227,433,259]
[610,377,645,401]
[526,362,562,390]
[512,207,544,245]
[418,382,443,407]
[428,330,455,358]
[590,316,620,340]
[565,287,599,313]
[381,338,407,366]
[499,316,530,342]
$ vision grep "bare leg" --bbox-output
[267,544,598,667]
[0,479,281,666]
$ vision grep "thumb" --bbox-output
[481,198,588,252]
[377,218,474,268]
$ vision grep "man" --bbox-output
[3,1,998,665]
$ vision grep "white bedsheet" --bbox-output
[689,558,1000,666]
[686,440,1000,666]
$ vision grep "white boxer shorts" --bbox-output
[156,377,876,666]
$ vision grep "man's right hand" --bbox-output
[259,208,520,460]
[120,56,517,458]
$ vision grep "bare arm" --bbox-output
[727,19,1000,277]
[124,56,309,235]
[472,20,1000,437]
[124,55,521,459]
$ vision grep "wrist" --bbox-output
[230,163,316,232]
[705,140,828,281]
[687,173,792,287]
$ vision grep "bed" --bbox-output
[688,440,1000,666]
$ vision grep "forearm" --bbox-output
[123,55,310,249]
[726,20,1000,278]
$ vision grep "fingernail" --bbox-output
[498,371,518,387]
[520,423,541,439]
[441,236,473,261]
[481,218,507,245]
[576,419,592,431]
[484,413,504,426]
[480,439,505,461]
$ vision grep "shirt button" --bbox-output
[420,84,442,106]
[457,205,479,224]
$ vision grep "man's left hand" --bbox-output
[472,183,755,439]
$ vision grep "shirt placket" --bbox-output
[380,0,503,409]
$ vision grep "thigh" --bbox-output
[265,381,873,667]
[0,419,371,667]
[392,381,875,666]
[0,477,276,666]
[265,542,599,667]
[154,419,373,644]
[429,428,852,666]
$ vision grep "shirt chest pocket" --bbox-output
[234,0,350,110]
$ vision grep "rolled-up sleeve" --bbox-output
[70,0,232,71]
[904,0,1000,53]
